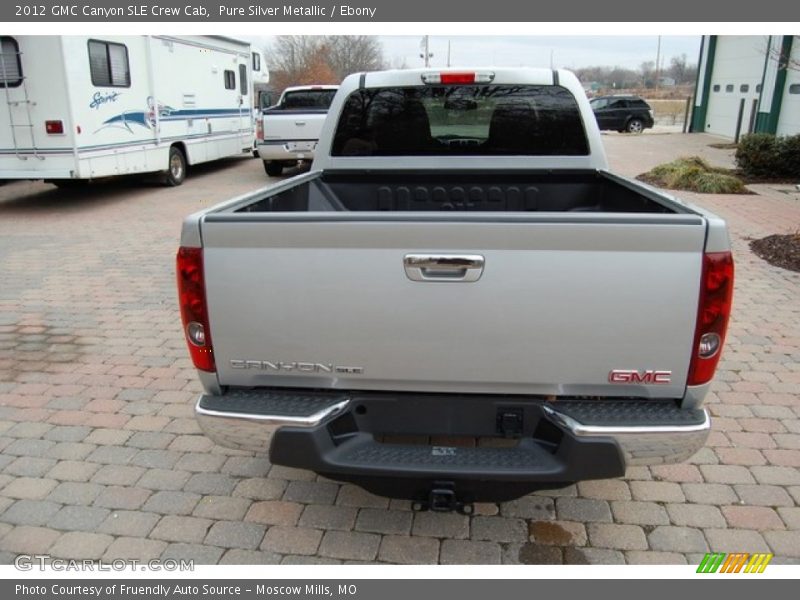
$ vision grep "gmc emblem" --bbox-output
[609,369,672,384]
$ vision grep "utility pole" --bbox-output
[550,50,554,70]
[447,40,451,67]
[655,35,662,90]
[420,35,433,67]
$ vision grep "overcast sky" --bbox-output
[251,36,702,71]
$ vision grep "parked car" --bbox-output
[255,85,338,176]
[178,68,732,511]
[590,94,654,133]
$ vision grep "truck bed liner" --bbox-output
[234,171,683,214]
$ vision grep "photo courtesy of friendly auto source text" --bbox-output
[0,0,799,593]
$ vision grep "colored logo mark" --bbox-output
[696,552,773,573]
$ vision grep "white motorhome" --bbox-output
[0,35,266,186]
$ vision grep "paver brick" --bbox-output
[193,496,252,521]
[150,516,213,544]
[160,543,224,565]
[378,535,439,564]
[555,497,612,523]
[244,501,304,527]
[470,516,528,543]
[184,473,239,496]
[219,549,281,564]
[528,520,587,546]
[2,499,61,526]
[354,508,412,536]
[104,537,168,561]
[299,505,357,531]
[665,503,726,528]
[2,477,58,500]
[4,456,58,477]
[499,495,556,519]
[733,484,795,507]
[93,486,152,510]
[629,481,685,503]
[648,526,708,553]
[440,539,501,564]
[576,479,631,501]
[46,481,104,506]
[204,521,266,550]
[611,501,670,526]
[0,526,61,555]
[49,531,114,560]
[136,468,191,491]
[318,530,380,561]
[45,460,101,482]
[681,483,739,505]
[412,511,470,539]
[261,526,322,555]
[704,528,770,553]
[764,531,800,558]
[335,484,389,509]
[721,505,785,530]
[97,510,161,537]
[586,523,648,550]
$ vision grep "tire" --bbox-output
[165,146,187,186]
[626,118,644,134]
[263,161,283,177]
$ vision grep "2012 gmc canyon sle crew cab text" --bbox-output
[177,68,734,511]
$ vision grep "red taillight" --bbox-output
[687,251,734,386]
[177,246,215,372]
[440,72,476,84]
[45,120,64,135]
[421,71,495,85]
[256,119,263,141]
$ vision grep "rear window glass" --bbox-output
[282,90,337,110]
[332,84,589,157]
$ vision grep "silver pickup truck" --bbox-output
[178,68,733,511]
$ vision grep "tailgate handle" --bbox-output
[404,254,484,282]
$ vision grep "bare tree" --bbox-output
[639,60,656,88]
[267,35,386,96]
[326,36,386,80]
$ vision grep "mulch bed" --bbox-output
[750,233,800,272]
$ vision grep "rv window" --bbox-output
[239,64,247,96]
[224,70,235,90]
[0,36,23,88]
[252,52,260,72]
[88,40,130,88]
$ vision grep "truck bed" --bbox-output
[232,170,682,214]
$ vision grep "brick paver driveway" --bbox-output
[1,135,799,565]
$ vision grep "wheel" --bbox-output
[626,118,644,134]
[263,161,283,177]
[165,146,187,186]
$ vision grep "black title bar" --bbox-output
[2,0,798,22]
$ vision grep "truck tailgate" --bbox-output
[201,215,706,399]
[262,112,325,144]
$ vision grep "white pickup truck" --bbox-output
[178,68,733,511]
[255,85,338,177]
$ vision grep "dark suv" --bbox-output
[589,95,654,133]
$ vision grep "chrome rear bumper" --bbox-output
[196,395,349,453]
[542,405,710,465]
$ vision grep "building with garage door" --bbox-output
[690,35,799,138]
